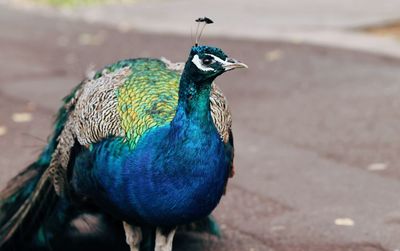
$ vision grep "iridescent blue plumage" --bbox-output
[72,46,232,228]
[0,45,246,251]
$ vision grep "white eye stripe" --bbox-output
[204,54,226,64]
[192,55,215,72]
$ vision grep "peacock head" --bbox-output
[184,45,247,83]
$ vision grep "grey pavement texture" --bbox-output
[2,4,400,251]
[4,0,400,58]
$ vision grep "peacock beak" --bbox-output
[223,58,248,71]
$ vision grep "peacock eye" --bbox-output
[202,57,213,65]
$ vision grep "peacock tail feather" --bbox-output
[0,85,79,247]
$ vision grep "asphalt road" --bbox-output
[1,6,400,251]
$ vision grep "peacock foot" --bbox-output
[155,227,177,251]
[123,221,142,251]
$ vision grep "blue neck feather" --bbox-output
[170,63,218,139]
[172,68,214,130]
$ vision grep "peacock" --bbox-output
[0,19,247,251]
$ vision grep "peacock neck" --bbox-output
[172,70,214,127]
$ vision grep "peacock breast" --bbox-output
[93,125,229,227]
[128,125,229,226]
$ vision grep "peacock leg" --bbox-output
[155,227,177,251]
[123,221,142,251]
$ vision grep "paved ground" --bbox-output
[2,4,400,251]
[4,0,400,58]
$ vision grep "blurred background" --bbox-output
[1,0,400,250]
